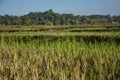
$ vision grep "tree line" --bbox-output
[0,9,120,25]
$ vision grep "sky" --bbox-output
[0,0,120,16]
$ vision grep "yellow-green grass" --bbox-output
[0,24,120,33]
[0,24,120,80]
[0,32,120,40]
[0,38,120,80]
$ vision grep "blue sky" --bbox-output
[0,0,120,16]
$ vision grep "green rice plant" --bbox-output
[0,37,120,80]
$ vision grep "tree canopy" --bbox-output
[0,9,120,25]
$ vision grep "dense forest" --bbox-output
[0,9,120,25]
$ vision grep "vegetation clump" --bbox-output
[0,9,120,25]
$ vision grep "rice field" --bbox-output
[0,25,120,80]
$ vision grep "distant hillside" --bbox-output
[0,9,120,25]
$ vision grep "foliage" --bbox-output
[0,9,120,25]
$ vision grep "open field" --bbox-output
[0,24,120,80]
[0,24,120,32]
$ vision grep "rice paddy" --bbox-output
[0,25,120,80]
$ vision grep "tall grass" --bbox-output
[0,37,120,80]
